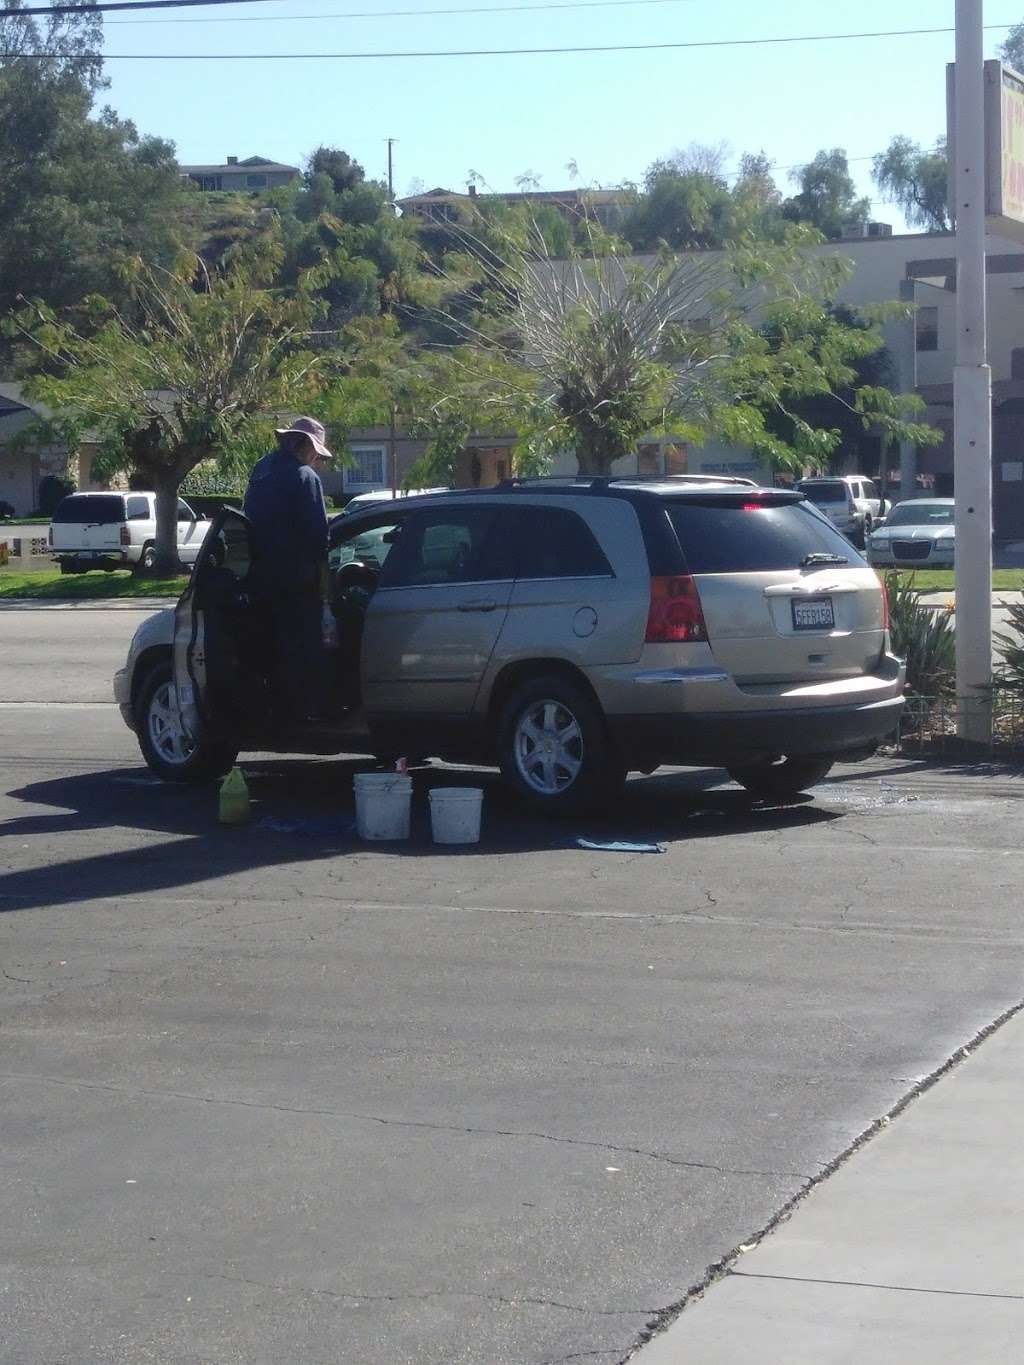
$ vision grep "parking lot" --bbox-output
[3,607,1024,1364]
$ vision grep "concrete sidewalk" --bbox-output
[633,1007,1024,1364]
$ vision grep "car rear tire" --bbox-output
[727,754,834,802]
[497,673,625,815]
[135,542,157,576]
[135,660,237,782]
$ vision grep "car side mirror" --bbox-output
[874,516,887,530]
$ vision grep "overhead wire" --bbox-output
[104,0,705,24]
[0,0,281,15]
[8,21,1019,60]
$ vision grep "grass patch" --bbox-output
[883,569,1024,593]
[0,516,51,526]
[0,569,187,600]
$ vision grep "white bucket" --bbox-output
[354,772,413,841]
[428,786,484,845]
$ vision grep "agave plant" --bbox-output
[994,600,1024,693]
[882,571,955,697]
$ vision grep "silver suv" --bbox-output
[114,479,904,811]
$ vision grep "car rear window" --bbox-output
[667,498,866,573]
[53,495,125,524]
[796,481,849,505]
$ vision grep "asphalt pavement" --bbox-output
[2,616,1024,1364]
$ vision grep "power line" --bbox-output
[0,0,280,14]
[9,21,1018,60]
[103,0,703,24]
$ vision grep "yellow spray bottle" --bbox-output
[219,766,251,825]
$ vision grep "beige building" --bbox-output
[0,384,109,515]
[180,155,300,193]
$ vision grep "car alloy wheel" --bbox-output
[513,698,584,797]
[147,679,196,768]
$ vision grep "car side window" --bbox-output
[486,506,613,579]
[379,508,499,588]
[862,479,877,500]
[329,517,404,573]
[177,499,196,522]
[126,495,150,521]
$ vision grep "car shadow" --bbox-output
[1,758,842,916]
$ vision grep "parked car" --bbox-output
[50,491,212,574]
[795,476,890,548]
[868,498,956,568]
[113,479,904,811]
[341,488,448,514]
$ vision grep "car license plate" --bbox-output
[792,597,835,630]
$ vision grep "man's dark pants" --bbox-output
[265,584,327,723]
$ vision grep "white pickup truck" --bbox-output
[50,491,213,574]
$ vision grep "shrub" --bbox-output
[35,474,75,517]
[883,570,955,697]
[994,600,1024,693]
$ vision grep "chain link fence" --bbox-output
[894,691,1024,758]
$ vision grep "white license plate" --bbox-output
[792,597,835,630]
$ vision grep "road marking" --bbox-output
[0,701,117,709]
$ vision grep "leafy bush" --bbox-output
[35,474,75,517]
[994,600,1024,693]
[883,570,955,696]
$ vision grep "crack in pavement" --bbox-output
[208,1270,655,1317]
[0,1071,810,1181]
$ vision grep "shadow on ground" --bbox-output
[1,757,850,915]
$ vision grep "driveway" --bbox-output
[3,682,1024,1364]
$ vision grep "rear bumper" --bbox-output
[54,549,130,563]
[608,694,904,765]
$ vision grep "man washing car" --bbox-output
[243,416,334,725]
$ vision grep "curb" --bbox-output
[0,598,175,611]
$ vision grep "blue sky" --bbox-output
[95,0,1021,230]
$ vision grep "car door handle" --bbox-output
[457,599,498,613]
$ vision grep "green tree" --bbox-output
[0,3,185,333]
[11,246,340,575]
[422,225,938,477]
[782,149,870,239]
[872,136,949,232]
[1001,21,1024,75]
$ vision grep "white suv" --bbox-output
[795,476,890,548]
[50,492,212,574]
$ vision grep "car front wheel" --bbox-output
[497,674,624,814]
[727,754,834,802]
[135,661,236,782]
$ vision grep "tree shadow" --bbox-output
[1,758,843,916]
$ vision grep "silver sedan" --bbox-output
[868,498,956,569]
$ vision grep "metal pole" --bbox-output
[953,0,993,742]
[389,405,398,498]
[386,137,395,201]
[897,278,919,500]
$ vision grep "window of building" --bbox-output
[346,447,386,489]
[637,443,661,477]
[664,442,688,476]
[916,305,939,352]
[246,173,268,189]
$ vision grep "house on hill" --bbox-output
[181,155,300,193]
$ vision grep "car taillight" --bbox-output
[645,574,708,643]
[48,526,52,547]
[120,524,130,546]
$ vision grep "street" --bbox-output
[3,608,1024,1365]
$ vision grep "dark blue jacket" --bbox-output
[243,449,328,589]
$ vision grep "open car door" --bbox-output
[173,507,272,745]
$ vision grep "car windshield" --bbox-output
[886,503,954,527]
[796,482,848,505]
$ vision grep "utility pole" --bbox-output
[953,0,993,743]
[386,137,396,202]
